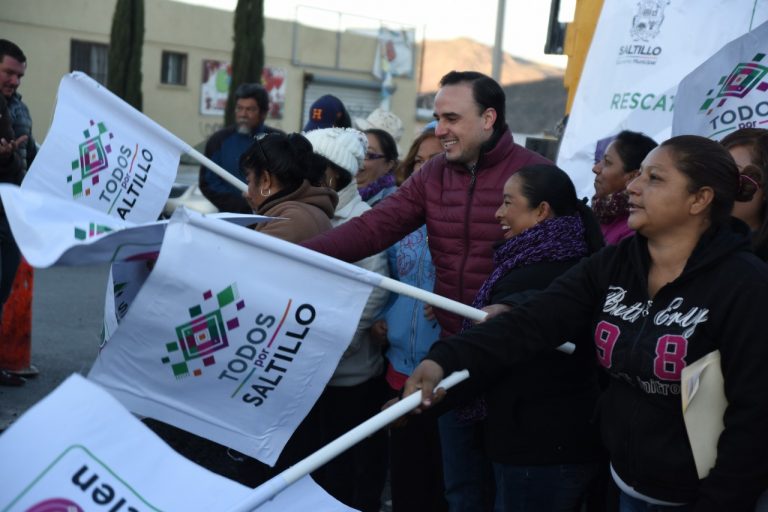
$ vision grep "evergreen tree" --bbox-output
[225,0,265,126]
[107,0,144,111]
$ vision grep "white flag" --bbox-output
[89,209,379,465]
[557,0,768,198]
[0,184,269,268]
[0,374,356,511]
[22,72,188,223]
[672,20,768,139]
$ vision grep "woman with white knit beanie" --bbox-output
[302,127,391,512]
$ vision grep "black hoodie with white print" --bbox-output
[427,220,768,511]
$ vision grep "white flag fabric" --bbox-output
[556,0,768,198]
[22,72,188,223]
[0,184,269,268]
[0,374,356,512]
[89,209,380,465]
[672,20,768,139]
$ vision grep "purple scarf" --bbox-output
[358,172,395,202]
[463,215,588,332]
[591,190,630,225]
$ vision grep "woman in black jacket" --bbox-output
[461,164,605,511]
[407,136,768,512]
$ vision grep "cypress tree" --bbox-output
[107,0,144,111]
[225,0,265,126]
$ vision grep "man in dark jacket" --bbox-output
[0,40,34,386]
[198,83,282,213]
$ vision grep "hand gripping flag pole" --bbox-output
[224,370,470,512]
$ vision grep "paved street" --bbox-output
[0,165,200,430]
[0,264,111,430]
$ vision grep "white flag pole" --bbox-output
[184,211,575,354]
[224,370,470,512]
[186,146,248,193]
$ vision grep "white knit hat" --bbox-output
[353,108,404,142]
[303,127,368,176]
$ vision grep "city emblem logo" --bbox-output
[630,0,669,42]
[699,53,768,113]
[69,120,113,198]
[161,284,246,378]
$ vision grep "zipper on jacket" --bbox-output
[458,164,478,300]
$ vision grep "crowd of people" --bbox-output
[2,34,766,509]
[189,69,768,512]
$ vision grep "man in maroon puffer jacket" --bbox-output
[304,70,551,338]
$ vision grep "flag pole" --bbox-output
[224,370,470,512]
[184,211,576,355]
[185,147,249,193]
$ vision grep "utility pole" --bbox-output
[492,0,507,82]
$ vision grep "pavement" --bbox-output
[0,264,110,431]
[0,164,199,430]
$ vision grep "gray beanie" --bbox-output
[303,127,368,176]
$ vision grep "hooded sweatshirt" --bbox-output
[253,180,337,243]
[327,182,389,386]
[427,220,768,511]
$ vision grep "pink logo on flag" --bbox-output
[699,53,768,112]
[69,120,113,198]
[26,498,84,512]
[161,284,246,378]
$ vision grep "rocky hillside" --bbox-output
[419,37,564,92]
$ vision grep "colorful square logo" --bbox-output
[699,53,768,112]
[161,284,246,378]
[69,120,113,198]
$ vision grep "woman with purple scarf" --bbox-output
[461,164,606,511]
[592,130,657,244]
[357,128,398,206]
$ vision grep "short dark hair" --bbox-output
[612,130,658,173]
[240,132,325,191]
[439,71,506,133]
[365,128,399,164]
[515,164,604,253]
[0,40,26,64]
[661,135,753,226]
[235,83,269,114]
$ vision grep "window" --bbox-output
[161,51,187,86]
[70,40,109,85]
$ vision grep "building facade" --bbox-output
[0,0,419,147]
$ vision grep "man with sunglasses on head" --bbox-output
[199,82,283,213]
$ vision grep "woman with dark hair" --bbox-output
[720,127,768,260]
[592,130,658,244]
[357,128,399,206]
[450,164,604,512]
[241,132,337,242]
[407,135,768,512]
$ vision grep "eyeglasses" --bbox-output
[365,152,387,161]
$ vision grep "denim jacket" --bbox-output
[383,225,440,376]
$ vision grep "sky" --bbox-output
[174,0,572,68]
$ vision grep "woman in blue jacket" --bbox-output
[406,135,768,512]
